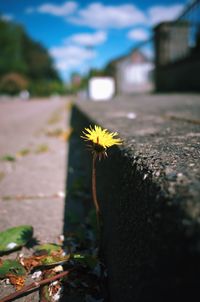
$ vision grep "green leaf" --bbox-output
[1,155,16,162]
[0,259,26,278]
[0,225,33,254]
[41,254,70,267]
[34,243,62,255]
[40,271,56,302]
[72,254,98,270]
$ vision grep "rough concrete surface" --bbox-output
[70,94,200,302]
[0,97,70,301]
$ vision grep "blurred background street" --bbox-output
[0,0,199,98]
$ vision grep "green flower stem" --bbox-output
[92,152,100,229]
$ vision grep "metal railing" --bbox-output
[171,0,200,61]
[133,1,200,67]
[105,0,200,94]
[178,1,200,47]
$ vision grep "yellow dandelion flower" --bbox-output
[81,125,122,156]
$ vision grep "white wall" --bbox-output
[116,58,154,94]
[88,77,115,101]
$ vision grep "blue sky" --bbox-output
[0,0,188,81]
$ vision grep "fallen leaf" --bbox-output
[20,255,46,271]
[6,274,25,291]
[59,128,73,141]
[32,270,42,280]
[21,253,70,271]
[0,259,26,279]
[49,281,62,300]
[52,265,63,273]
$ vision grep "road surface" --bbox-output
[0,97,70,243]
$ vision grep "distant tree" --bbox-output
[103,61,117,78]
[0,17,62,95]
[87,68,105,78]
[0,73,28,95]
[0,20,27,75]
[21,32,60,81]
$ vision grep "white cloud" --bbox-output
[51,45,95,60]
[67,31,107,47]
[128,28,149,41]
[68,3,146,29]
[50,45,96,72]
[26,1,78,16]
[25,7,35,14]
[55,59,80,71]
[25,2,184,30]
[0,14,13,21]
[148,4,184,25]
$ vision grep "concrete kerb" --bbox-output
[66,98,200,302]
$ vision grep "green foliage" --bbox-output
[41,255,70,267]
[0,73,28,95]
[21,36,59,82]
[0,21,27,75]
[0,225,33,254]
[0,18,64,96]
[0,259,26,278]
[29,80,66,97]
[72,254,98,270]
[34,243,62,255]
[1,154,16,162]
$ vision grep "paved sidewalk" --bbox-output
[0,97,70,301]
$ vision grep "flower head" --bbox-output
[81,125,122,157]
